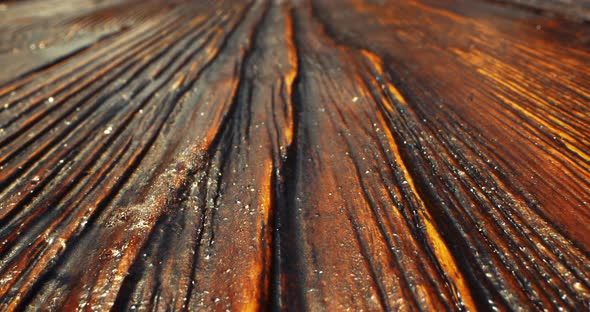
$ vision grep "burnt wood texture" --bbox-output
[0,0,589,311]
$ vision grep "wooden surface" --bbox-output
[499,0,590,21]
[0,0,589,310]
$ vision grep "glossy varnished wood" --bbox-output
[0,0,588,310]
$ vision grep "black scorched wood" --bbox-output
[0,0,589,310]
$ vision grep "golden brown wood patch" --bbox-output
[0,0,589,310]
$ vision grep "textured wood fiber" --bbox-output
[0,0,589,311]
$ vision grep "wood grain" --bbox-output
[0,0,588,310]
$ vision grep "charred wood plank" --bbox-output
[0,0,589,310]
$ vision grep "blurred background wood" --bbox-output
[499,0,590,20]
